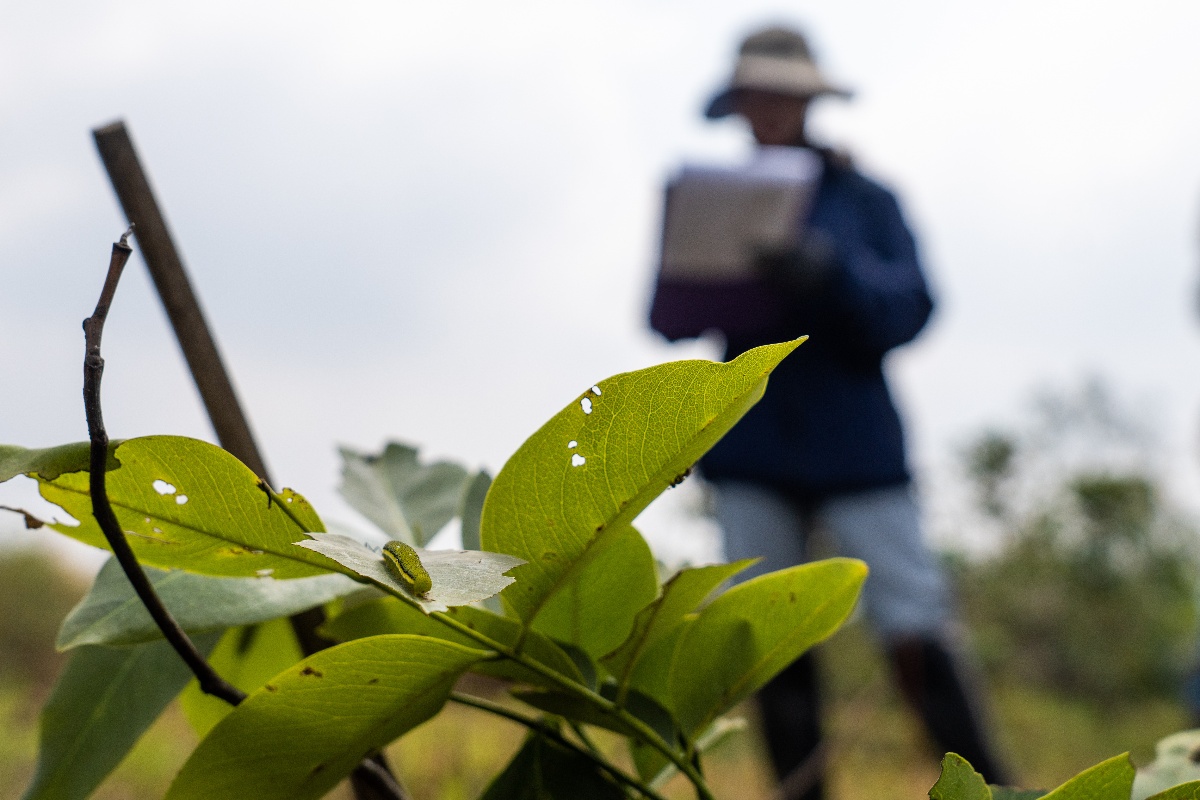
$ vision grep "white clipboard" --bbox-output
[659,147,822,283]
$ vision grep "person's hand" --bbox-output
[755,228,839,291]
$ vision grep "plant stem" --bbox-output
[83,228,246,706]
[83,230,406,800]
[429,610,716,800]
[449,692,667,800]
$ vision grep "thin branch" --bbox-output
[84,230,405,800]
[449,692,667,800]
[350,754,411,800]
[83,227,247,705]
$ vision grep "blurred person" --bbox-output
[650,26,1009,798]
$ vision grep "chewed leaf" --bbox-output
[295,532,524,614]
[482,339,805,625]
[32,437,341,579]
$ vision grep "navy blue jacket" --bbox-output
[650,149,934,498]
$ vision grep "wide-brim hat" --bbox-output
[705,26,853,119]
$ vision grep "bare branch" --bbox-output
[82,228,246,706]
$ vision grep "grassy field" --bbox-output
[1,548,1191,799]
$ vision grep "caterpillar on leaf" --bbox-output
[382,540,433,598]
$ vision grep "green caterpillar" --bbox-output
[382,540,433,598]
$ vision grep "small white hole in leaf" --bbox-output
[285,497,293,504]
[256,568,274,577]
[591,385,602,395]
[152,527,162,534]
[175,495,188,505]
[571,454,586,467]
[568,440,578,449]
[152,480,176,495]
[580,398,593,414]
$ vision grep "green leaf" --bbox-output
[669,557,866,734]
[482,339,805,624]
[36,436,341,579]
[478,733,626,800]
[1146,782,1200,799]
[0,441,108,483]
[602,560,755,694]
[931,753,992,800]
[633,715,747,788]
[626,618,692,705]
[57,556,359,649]
[459,470,492,551]
[529,524,659,660]
[1134,731,1200,800]
[338,442,471,546]
[165,635,489,800]
[295,532,523,612]
[22,634,220,800]
[990,790,1046,800]
[1041,754,1134,800]
[179,619,304,738]
[511,683,678,744]
[321,596,583,687]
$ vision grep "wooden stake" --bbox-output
[91,119,271,484]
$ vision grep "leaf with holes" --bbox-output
[32,436,342,579]
[481,339,805,625]
[295,532,523,613]
[165,635,488,800]
[57,556,359,649]
[669,558,866,735]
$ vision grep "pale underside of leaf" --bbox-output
[295,532,524,613]
[57,556,359,649]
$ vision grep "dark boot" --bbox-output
[888,637,1010,785]
[757,651,825,800]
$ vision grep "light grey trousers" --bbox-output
[713,480,951,641]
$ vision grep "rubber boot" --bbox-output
[888,637,1010,785]
[757,651,825,800]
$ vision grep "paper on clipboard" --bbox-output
[659,146,822,282]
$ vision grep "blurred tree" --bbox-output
[950,380,1199,704]
[0,549,87,687]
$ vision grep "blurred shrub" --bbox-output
[949,380,1199,704]
[0,549,86,686]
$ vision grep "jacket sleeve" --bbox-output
[817,182,934,357]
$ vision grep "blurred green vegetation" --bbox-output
[950,382,1199,705]
[2,378,1196,798]
[1,546,1191,799]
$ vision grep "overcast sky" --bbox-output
[3,0,1199,560]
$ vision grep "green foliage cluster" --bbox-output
[7,341,1200,799]
[3,338,874,800]
[952,412,1199,703]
